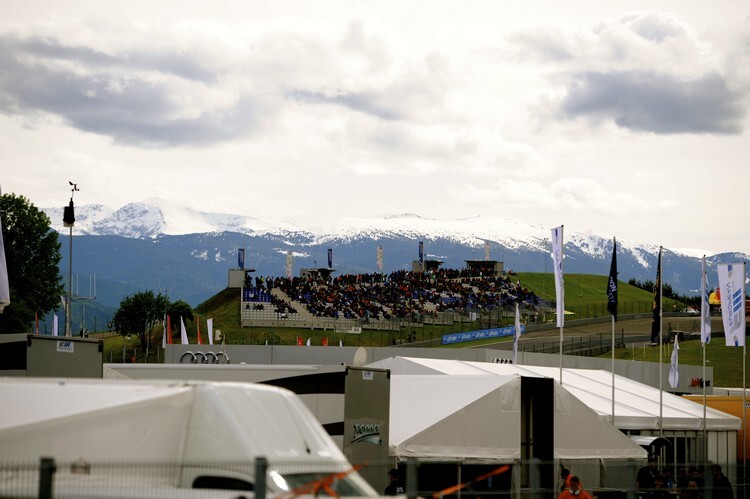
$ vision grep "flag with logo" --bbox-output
[327,249,333,269]
[180,316,189,345]
[701,256,711,344]
[484,241,490,261]
[53,314,58,336]
[717,263,746,347]
[650,248,662,343]
[512,303,521,364]
[238,248,245,270]
[668,336,680,388]
[606,238,618,321]
[162,314,167,348]
[207,318,214,346]
[322,337,329,347]
[0,214,9,313]
[296,337,303,346]
[377,245,383,271]
[286,251,293,278]
[167,315,173,345]
[419,241,424,265]
[550,226,564,327]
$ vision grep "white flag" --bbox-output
[286,251,293,278]
[668,336,680,388]
[0,215,9,313]
[306,337,311,347]
[162,314,167,348]
[513,303,521,364]
[53,314,58,336]
[180,316,189,345]
[717,263,746,346]
[700,256,711,344]
[339,339,343,347]
[207,318,214,345]
[550,226,565,327]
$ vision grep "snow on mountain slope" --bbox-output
[43,199,708,261]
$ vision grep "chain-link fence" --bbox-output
[1,457,745,499]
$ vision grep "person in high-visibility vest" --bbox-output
[558,476,591,499]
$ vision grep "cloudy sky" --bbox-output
[1,1,749,256]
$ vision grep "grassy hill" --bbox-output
[516,272,682,319]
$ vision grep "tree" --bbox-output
[0,194,64,333]
[168,300,194,326]
[112,290,168,351]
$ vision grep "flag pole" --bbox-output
[607,237,618,425]
[700,255,708,462]
[743,262,747,491]
[658,247,663,437]
[611,313,615,423]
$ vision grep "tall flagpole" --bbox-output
[607,237,618,425]
[743,262,747,490]
[611,313,616,423]
[551,225,565,387]
[658,247,664,437]
[700,255,710,461]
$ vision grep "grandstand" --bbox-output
[239,267,547,332]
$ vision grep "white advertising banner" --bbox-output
[717,263,746,347]
[550,226,564,327]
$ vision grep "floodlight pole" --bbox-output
[63,182,79,337]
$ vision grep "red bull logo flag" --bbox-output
[717,263,746,347]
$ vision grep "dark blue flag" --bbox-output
[238,248,245,270]
[650,247,662,343]
[606,238,618,320]
[327,248,333,269]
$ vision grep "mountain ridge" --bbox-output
[40,200,748,317]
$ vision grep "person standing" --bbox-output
[711,465,733,499]
[384,468,405,496]
[637,456,659,492]
[558,476,591,499]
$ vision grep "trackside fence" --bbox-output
[4,457,746,499]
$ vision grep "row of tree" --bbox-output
[627,278,700,307]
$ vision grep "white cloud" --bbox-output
[1,1,749,256]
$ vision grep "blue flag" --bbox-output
[606,238,618,321]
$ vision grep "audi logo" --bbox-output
[179,351,230,364]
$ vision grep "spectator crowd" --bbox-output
[243,268,543,322]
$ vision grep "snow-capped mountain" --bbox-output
[42,199,747,314]
[45,199,670,260]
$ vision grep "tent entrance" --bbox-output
[521,377,554,495]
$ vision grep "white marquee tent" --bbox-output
[387,373,647,462]
[368,357,741,432]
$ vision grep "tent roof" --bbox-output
[380,370,646,461]
[366,357,741,431]
[0,378,348,464]
[389,374,522,462]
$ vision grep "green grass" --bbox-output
[600,338,748,387]
[515,272,683,319]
